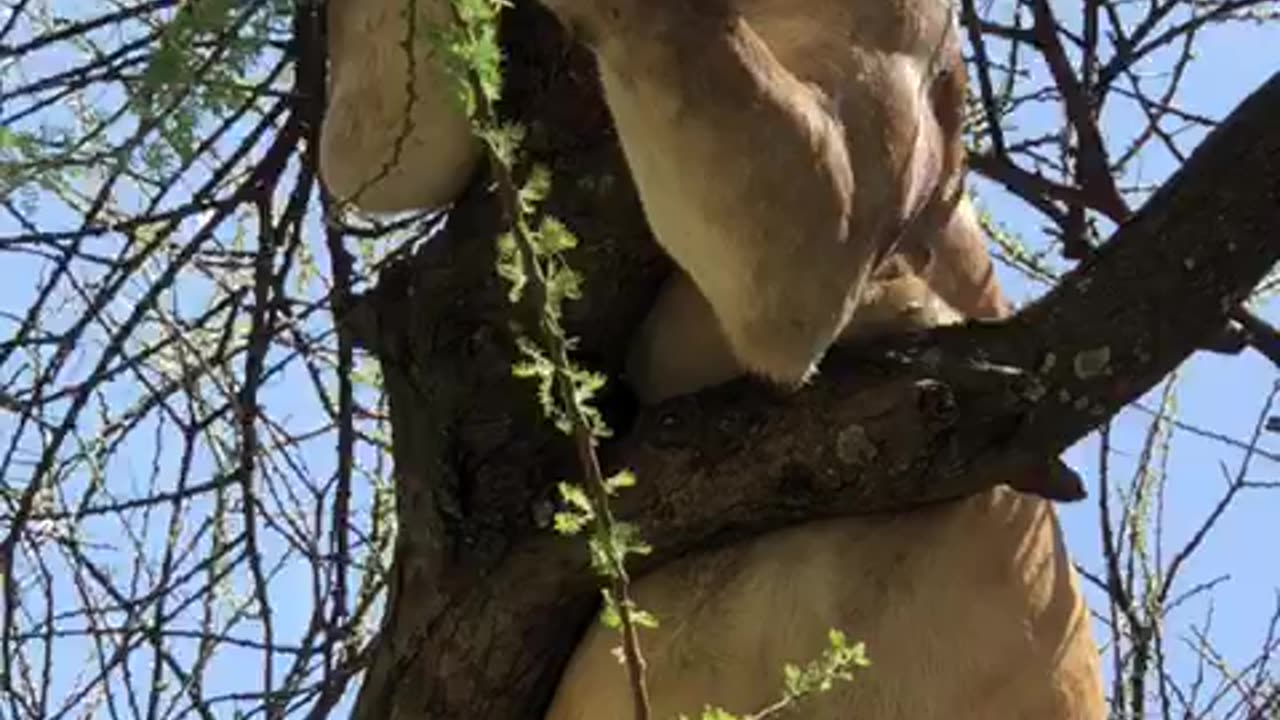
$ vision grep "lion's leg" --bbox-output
[320,0,480,212]
[544,1,869,387]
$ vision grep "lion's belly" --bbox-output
[545,487,1103,719]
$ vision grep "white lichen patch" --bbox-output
[836,424,877,466]
[1073,346,1112,379]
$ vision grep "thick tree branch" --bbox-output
[352,58,1280,720]
[614,69,1280,564]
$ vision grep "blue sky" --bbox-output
[976,18,1280,703]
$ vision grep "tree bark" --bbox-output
[348,4,1280,717]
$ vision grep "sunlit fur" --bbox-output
[320,0,1106,717]
[321,0,479,212]
[548,487,1102,719]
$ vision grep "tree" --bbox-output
[0,1,1277,719]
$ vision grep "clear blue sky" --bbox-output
[980,20,1280,700]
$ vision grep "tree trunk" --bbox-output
[348,4,1280,717]
[350,8,666,717]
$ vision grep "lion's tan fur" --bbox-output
[320,0,1106,716]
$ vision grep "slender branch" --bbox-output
[1028,0,1128,222]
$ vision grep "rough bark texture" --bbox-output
[348,3,1280,716]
